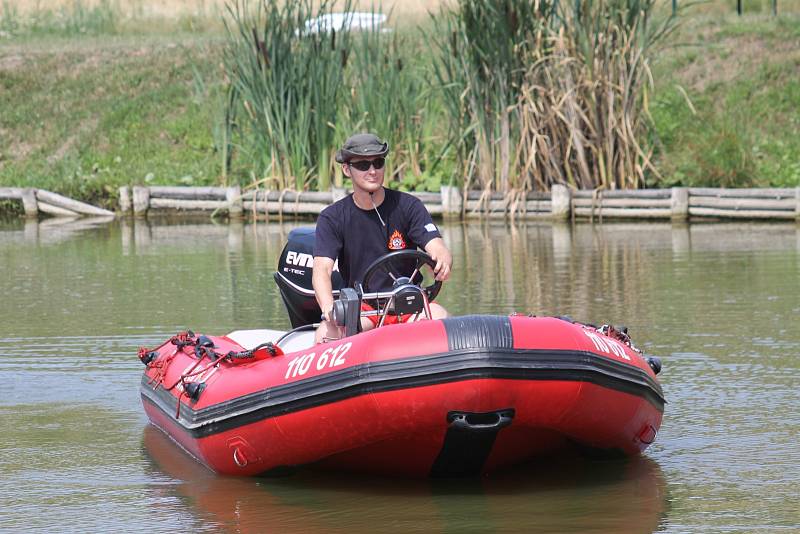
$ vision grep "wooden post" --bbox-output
[331,186,347,203]
[737,0,742,15]
[119,186,131,214]
[671,187,689,221]
[550,184,571,220]
[795,187,800,222]
[440,185,463,218]
[21,188,39,218]
[132,186,150,217]
[226,185,243,218]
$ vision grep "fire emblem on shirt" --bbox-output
[388,229,406,250]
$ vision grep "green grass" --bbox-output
[650,10,800,188]
[1,1,799,216]
[0,35,226,207]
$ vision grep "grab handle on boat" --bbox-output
[447,409,515,433]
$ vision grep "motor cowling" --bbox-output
[274,228,344,328]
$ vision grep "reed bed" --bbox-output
[222,0,353,191]
[221,0,431,192]
[518,0,676,191]
[1,0,706,200]
[430,0,675,196]
[430,0,551,194]
[224,0,673,194]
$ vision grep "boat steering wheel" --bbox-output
[361,250,443,302]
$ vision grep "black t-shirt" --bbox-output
[313,188,442,290]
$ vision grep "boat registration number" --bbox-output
[284,341,353,380]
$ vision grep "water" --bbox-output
[1,217,798,533]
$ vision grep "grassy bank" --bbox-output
[1,1,799,213]
[651,11,800,187]
[0,35,225,209]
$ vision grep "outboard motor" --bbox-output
[274,228,343,328]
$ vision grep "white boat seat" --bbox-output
[225,328,316,354]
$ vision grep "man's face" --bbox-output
[343,157,385,194]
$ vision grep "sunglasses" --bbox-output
[348,157,386,172]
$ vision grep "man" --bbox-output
[312,133,452,343]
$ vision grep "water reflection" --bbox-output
[142,425,667,533]
[1,219,798,532]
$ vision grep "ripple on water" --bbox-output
[1,220,798,533]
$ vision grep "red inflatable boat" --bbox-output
[139,229,664,478]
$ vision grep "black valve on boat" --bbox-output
[196,335,215,348]
[140,350,158,365]
[184,381,205,401]
[646,356,662,375]
[193,335,218,360]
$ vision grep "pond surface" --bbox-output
[1,217,798,533]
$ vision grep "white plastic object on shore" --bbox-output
[300,12,389,35]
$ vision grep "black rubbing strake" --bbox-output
[141,348,666,438]
[442,315,513,351]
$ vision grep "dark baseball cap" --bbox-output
[335,133,389,163]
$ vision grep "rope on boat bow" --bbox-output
[138,331,284,419]
[598,324,637,351]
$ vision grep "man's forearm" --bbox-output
[312,262,335,319]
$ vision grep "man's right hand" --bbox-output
[313,256,337,324]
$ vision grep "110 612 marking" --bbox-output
[285,342,352,379]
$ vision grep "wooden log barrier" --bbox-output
[571,189,672,221]
[688,187,797,219]
[688,187,795,198]
[572,198,671,208]
[35,190,114,217]
[112,185,800,222]
[149,198,229,211]
[572,207,673,219]
[0,187,112,218]
[149,186,229,200]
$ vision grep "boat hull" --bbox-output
[139,315,664,477]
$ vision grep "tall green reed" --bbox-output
[222,0,430,191]
[430,0,558,192]
[341,13,431,185]
[222,0,354,191]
